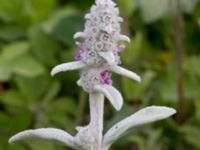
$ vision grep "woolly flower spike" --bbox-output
[74,0,130,67]
[51,0,141,109]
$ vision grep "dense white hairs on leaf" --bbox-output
[51,61,86,76]
[9,128,77,149]
[117,35,131,43]
[94,84,123,111]
[110,65,141,82]
[102,106,176,150]
[99,51,115,65]
[73,32,87,39]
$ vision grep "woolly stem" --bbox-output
[89,92,104,150]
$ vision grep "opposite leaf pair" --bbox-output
[51,61,140,110]
[9,106,176,150]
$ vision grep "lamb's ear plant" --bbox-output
[9,0,176,149]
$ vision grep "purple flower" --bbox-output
[116,45,126,53]
[100,70,112,85]
[114,55,122,65]
[74,50,86,60]
[76,42,87,50]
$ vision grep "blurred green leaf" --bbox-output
[27,140,58,150]
[0,41,29,81]
[129,135,145,150]
[52,13,85,46]
[0,25,25,41]
[0,67,12,81]
[122,71,155,100]
[10,55,45,77]
[42,80,61,104]
[118,0,135,16]
[15,75,50,102]
[0,89,26,107]
[139,0,168,23]
[8,144,27,150]
[10,108,32,131]
[0,41,29,63]
[195,95,200,121]
[0,0,30,26]
[181,124,200,149]
[42,6,78,33]
[138,0,199,23]
[0,112,11,132]
[146,129,162,150]
[29,26,59,66]
[43,10,85,46]
[185,56,200,77]
[43,97,77,130]
[159,63,177,102]
[49,97,77,116]
[181,0,199,14]
[0,0,22,20]
[121,33,143,64]
[28,0,56,23]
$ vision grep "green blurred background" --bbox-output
[0,0,199,149]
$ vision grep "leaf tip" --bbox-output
[50,69,56,77]
[8,137,14,144]
[147,106,177,119]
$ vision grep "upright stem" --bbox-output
[169,0,185,124]
[169,0,185,149]
[89,92,104,150]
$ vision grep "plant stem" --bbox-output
[169,0,185,149]
[89,92,104,150]
[169,0,185,124]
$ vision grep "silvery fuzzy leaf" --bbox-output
[51,61,86,76]
[103,106,176,150]
[99,51,115,65]
[9,128,77,149]
[110,65,141,82]
[73,32,87,39]
[117,35,131,43]
[94,84,123,111]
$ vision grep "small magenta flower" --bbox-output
[74,50,87,60]
[116,44,126,52]
[100,70,112,85]
[9,0,176,150]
